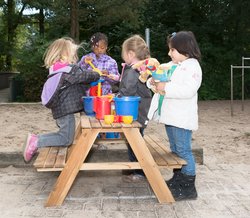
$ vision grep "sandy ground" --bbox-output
[0,100,250,166]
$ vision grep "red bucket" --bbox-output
[89,85,102,96]
[93,96,111,119]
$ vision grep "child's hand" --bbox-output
[106,74,119,81]
[84,56,93,63]
[155,82,166,92]
[101,70,108,76]
[149,78,156,86]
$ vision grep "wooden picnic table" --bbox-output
[40,113,175,207]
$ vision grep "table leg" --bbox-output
[45,129,100,207]
[67,121,82,159]
[123,128,175,203]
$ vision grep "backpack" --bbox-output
[41,66,72,108]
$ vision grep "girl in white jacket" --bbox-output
[147,31,202,201]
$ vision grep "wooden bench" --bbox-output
[34,133,186,172]
[34,114,188,206]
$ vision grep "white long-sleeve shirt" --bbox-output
[147,58,202,130]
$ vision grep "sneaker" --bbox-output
[23,133,38,163]
[122,173,146,183]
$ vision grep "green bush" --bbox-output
[15,37,48,102]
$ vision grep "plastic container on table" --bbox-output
[113,96,141,120]
[82,96,95,116]
[93,96,111,120]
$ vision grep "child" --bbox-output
[118,34,152,182]
[23,37,100,162]
[78,32,120,95]
[148,31,202,200]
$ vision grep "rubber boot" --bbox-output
[165,168,182,191]
[171,173,198,201]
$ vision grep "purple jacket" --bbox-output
[78,52,120,95]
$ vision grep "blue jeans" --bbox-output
[165,125,196,176]
[37,114,75,148]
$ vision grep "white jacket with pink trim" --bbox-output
[147,58,202,131]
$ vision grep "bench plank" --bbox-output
[144,135,177,165]
[144,135,168,166]
[33,147,50,168]
[36,162,141,172]
[149,134,186,165]
[44,147,59,168]
[146,142,169,166]
[54,147,67,168]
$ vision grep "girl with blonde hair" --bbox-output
[117,34,152,182]
[23,37,100,162]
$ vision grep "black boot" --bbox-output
[165,169,182,191]
[171,173,197,201]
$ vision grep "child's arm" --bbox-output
[105,73,120,81]
[65,65,100,84]
[103,60,120,83]
[80,70,100,84]
[78,55,92,70]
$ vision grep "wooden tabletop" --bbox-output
[80,113,142,129]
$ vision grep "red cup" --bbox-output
[114,115,122,123]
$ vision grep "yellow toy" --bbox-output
[132,58,172,95]
[85,58,103,96]
[132,58,160,83]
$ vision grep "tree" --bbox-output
[77,0,148,64]
[70,0,79,42]
[1,0,27,70]
[142,0,250,99]
[1,0,249,100]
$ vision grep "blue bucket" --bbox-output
[106,132,120,138]
[82,96,95,116]
[114,96,141,120]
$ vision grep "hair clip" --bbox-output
[90,36,96,44]
[171,32,176,37]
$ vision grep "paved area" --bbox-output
[0,92,250,217]
[0,163,250,218]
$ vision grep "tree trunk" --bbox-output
[5,0,26,71]
[70,0,79,42]
[6,0,15,70]
[39,8,45,37]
